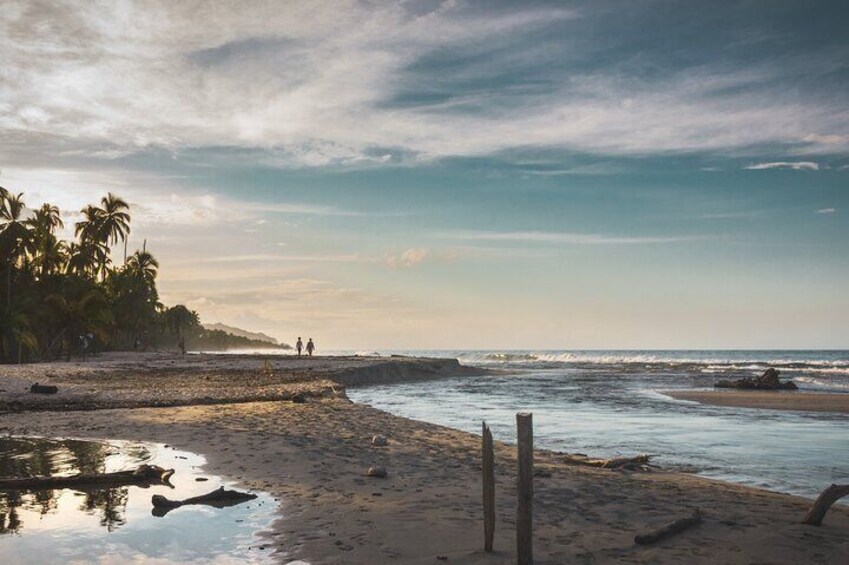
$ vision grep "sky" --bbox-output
[1,0,848,349]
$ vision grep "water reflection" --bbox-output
[0,437,276,564]
[0,438,153,534]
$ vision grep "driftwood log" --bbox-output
[0,464,174,491]
[30,383,58,394]
[151,486,257,517]
[802,484,849,526]
[635,508,701,545]
[715,368,797,390]
[563,453,655,472]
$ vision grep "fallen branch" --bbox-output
[0,464,174,491]
[30,383,58,394]
[151,486,257,517]
[635,508,701,545]
[802,484,849,526]
[563,453,655,472]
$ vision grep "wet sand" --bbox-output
[1,352,848,564]
[666,390,849,413]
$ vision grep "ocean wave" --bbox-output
[454,351,849,379]
[792,375,849,392]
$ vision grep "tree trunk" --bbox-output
[635,509,701,545]
[802,484,849,526]
[0,465,174,491]
[151,486,257,517]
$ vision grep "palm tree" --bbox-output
[33,235,68,278]
[74,204,103,245]
[66,242,101,279]
[0,192,34,311]
[27,204,66,278]
[0,192,33,262]
[98,193,131,248]
[0,297,39,363]
[163,305,200,338]
[45,289,113,356]
[27,203,63,236]
[126,250,159,284]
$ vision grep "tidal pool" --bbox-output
[0,437,277,564]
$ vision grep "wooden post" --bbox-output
[516,412,533,565]
[482,421,495,552]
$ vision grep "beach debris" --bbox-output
[516,412,534,565]
[151,486,257,517]
[371,434,388,446]
[714,368,798,390]
[482,421,495,553]
[802,483,849,526]
[29,383,58,394]
[635,508,702,545]
[365,466,388,478]
[562,453,655,472]
[0,464,174,491]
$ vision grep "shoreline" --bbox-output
[2,352,848,563]
[665,389,849,413]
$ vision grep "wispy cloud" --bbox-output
[202,254,365,263]
[817,208,836,214]
[744,161,820,171]
[2,2,848,170]
[442,230,702,245]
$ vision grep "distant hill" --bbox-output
[203,323,288,347]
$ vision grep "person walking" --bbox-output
[306,338,315,357]
[296,337,303,356]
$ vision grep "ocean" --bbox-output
[346,350,849,500]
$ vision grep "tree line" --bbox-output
[0,187,279,363]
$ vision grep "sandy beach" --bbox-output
[1,352,848,564]
[665,390,849,413]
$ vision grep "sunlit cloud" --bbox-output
[2,1,847,171]
[744,161,820,171]
[385,247,431,268]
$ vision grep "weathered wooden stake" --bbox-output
[516,412,533,565]
[482,421,495,552]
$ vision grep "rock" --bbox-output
[291,393,307,403]
[366,466,387,478]
[371,434,388,447]
[715,368,798,390]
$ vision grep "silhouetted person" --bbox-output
[79,334,89,362]
[296,337,303,356]
[306,338,315,357]
[178,336,186,355]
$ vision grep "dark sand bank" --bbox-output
[1,352,847,564]
[0,351,479,412]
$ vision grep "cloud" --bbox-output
[744,161,820,171]
[817,208,836,214]
[442,230,702,245]
[2,1,847,170]
[202,253,365,263]
[386,247,430,268]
